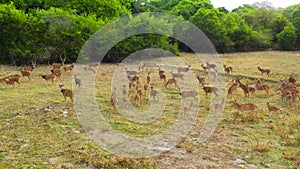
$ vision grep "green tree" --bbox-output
[276,23,297,50]
[191,8,233,52]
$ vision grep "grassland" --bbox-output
[0,51,300,168]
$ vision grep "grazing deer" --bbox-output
[267,102,281,112]
[165,78,178,88]
[257,67,271,77]
[150,86,159,101]
[233,100,257,112]
[255,79,270,96]
[196,75,205,86]
[146,72,151,84]
[227,82,239,96]
[184,102,193,113]
[170,71,184,80]
[21,70,31,80]
[267,102,281,117]
[40,73,56,83]
[179,88,198,99]
[59,84,73,102]
[215,98,225,111]
[178,65,191,73]
[74,75,82,88]
[223,65,233,74]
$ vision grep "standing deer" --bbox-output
[165,78,178,89]
[227,82,238,97]
[74,75,82,88]
[150,86,159,101]
[257,67,271,77]
[223,65,233,74]
[59,84,73,102]
[236,79,249,97]
[255,79,270,96]
[201,83,218,98]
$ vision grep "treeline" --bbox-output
[0,0,299,64]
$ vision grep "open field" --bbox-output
[1,51,300,168]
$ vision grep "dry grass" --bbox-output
[0,51,300,168]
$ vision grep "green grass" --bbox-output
[1,51,300,168]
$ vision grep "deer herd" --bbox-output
[0,57,299,119]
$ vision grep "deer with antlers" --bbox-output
[21,60,36,72]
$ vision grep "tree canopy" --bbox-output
[0,0,299,64]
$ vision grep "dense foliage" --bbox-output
[0,0,299,64]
